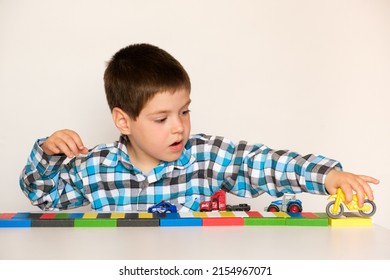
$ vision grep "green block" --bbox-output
[74,219,117,227]
[285,218,328,226]
[313,212,329,219]
[55,213,70,219]
[244,217,286,226]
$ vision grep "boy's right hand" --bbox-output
[41,129,89,158]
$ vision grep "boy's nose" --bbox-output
[171,118,184,134]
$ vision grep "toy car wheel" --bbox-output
[287,202,302,213]
[326,201,344,218]
[267,204,280,212]
[359,199,376,217]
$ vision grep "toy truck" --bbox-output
[265,193,302,213]
[199,190,251,212]
[226,203,251,211]
[199,190,227,211]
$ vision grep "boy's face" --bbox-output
[125,88,191,171]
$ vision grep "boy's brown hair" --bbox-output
[104,43,191,119]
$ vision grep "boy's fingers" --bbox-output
[356,177,374,201]
[57,135,79,157]
[43,141,60,155]
[55,141,74,158]
[340,184,353,203]
[358,175,380,184]
[66,130,86,150]
[59,131,87,156]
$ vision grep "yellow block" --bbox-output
[219,211,236,217]
[193,212,208,218]
[138,213,153,219]
[329,217,372,226]
[111,213,125,219]
[273,212,290,218]
[83,213,98,219]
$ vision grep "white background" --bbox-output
[0,0,389,229]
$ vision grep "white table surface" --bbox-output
[1,224,389,260]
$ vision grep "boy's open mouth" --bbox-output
[169,140,184,152]
[170,141,182,147]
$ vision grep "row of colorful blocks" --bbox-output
[0,211,372,227]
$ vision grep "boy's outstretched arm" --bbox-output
[324,169,379,207]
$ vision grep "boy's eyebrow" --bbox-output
[148,99,191,115]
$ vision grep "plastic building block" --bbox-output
[68,213,84,219]
[160,218,202,227]
[246,211,263,218]
[192,212,208,218]
[329,212,372,226]
[83,212,98,219]
[202,217,244,226]
[110,213,125,219]
[244,217,285,226]
[74,218,116,227]
[219,211,236,217]
[138,213,154,219]
[0,219,31,228]
[0,211,374,227]
[32,219,74,227]
[97,213,112,219]
[272,212,290,218]
[54,213,70,219]
[40,213,57,219]
[117,219,159,227]
[283,212,329,226]
[230,211,250,218]
[0,213,16,219]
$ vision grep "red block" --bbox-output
[40,213,58,219]
[202,217,244,226]
[246,211,263,218]
[0,213,16,219]
[301,212,319,218]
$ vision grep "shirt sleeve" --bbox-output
[19,138,88,210]
[202,135,342,198]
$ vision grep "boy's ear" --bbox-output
[112,107,132,135]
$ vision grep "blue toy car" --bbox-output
[265,194,302,213]
[148,201,178,213]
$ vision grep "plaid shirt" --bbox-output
[20,134,342,211]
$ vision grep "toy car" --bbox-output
[226,203,251,211]
[265,194,302,212]
[148,201,178,213]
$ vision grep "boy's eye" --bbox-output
[182,110,191,115]
[155,118,167,123]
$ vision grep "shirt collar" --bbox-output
[101,135,195,171]
[101,135,133,169]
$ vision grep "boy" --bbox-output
[20,43,378,212]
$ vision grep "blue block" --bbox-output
[160,218,202,227]
[12,212,30,219]
[68,213,84,219]
[287,212,303,218]
[0,219,31,228]
[162,213,181,219]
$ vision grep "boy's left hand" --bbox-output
[325,169,379,207]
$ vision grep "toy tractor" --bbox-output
[265,193,302,213]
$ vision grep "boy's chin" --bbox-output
[162,153,183,163]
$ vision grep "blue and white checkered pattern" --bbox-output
[20,134,342,211]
